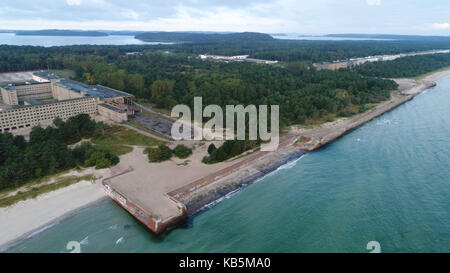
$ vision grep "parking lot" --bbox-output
[132,112,174,137]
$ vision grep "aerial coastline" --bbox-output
[174,70,449,218]
[1,68,449,251]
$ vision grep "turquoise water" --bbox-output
[7,76,450,253]
[0,33,170,46]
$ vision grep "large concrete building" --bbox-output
[1,82,53,105]
[0,71,135,133]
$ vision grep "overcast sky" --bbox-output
[0,0,449,35]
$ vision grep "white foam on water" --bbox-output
[80,236,89,245]
[25,222,57,239]
[108,224,118,231]
[254,154,306,182]
[277,155,305,171]
[115,237,124,245]
[199,154,307,212]
[376,119,392,126]
[202,188,241,210]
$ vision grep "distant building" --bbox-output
[199,54,278,64]
[230,55,250,60]
[313,49,450,71]
[314,61,349,71]
[0,71,135,133]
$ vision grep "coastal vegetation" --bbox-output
[71,52,398,126]
[0,44,398,126]
[145,144,193,162]
[91,125,164,156]
[0,115,164,191]
[145,145,173,162]
[173,144,193,159]
[72,142,119,170]
[202,140,259,164]
[0,174,96,208]
[353,53,450,78]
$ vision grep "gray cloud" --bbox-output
[0,0,274,22]
[0,0,450,35]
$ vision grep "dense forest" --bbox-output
[352,53,450,78]
[164,39,450,63]
[71,53,397,125]
[3,35,450,69]
[0,44,398,125]
[0,114,118,190]
[145,144,192,162]
[82,53,398,125]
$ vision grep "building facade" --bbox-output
[0,71,135,133]
[0,97,98,133]
[1,82,53,105]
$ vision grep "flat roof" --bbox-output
[33,71,63,80]
[1,80,48,90]
[56,79,133,100]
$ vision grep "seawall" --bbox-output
[182,148,306,215]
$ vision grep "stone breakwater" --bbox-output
[181,147,306,215]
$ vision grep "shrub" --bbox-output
[207,143,216,155]
[95,158,112,169]
[202,140,259,164]
[173,144,192,159]
[146,145,172,162]
[77,143,118,169]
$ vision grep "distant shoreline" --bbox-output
[15,30,109,37]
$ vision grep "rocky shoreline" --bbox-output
[184,148,307,215]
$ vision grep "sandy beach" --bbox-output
[1,68,450,249]
[0,180,106,250]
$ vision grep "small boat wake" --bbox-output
[80,236,89,246]
[115,237,124,245]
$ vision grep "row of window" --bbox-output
[0,99,98,130]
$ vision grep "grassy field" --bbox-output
[92,125,165,155]
[125,120,172,140]
[0,174,96,208]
